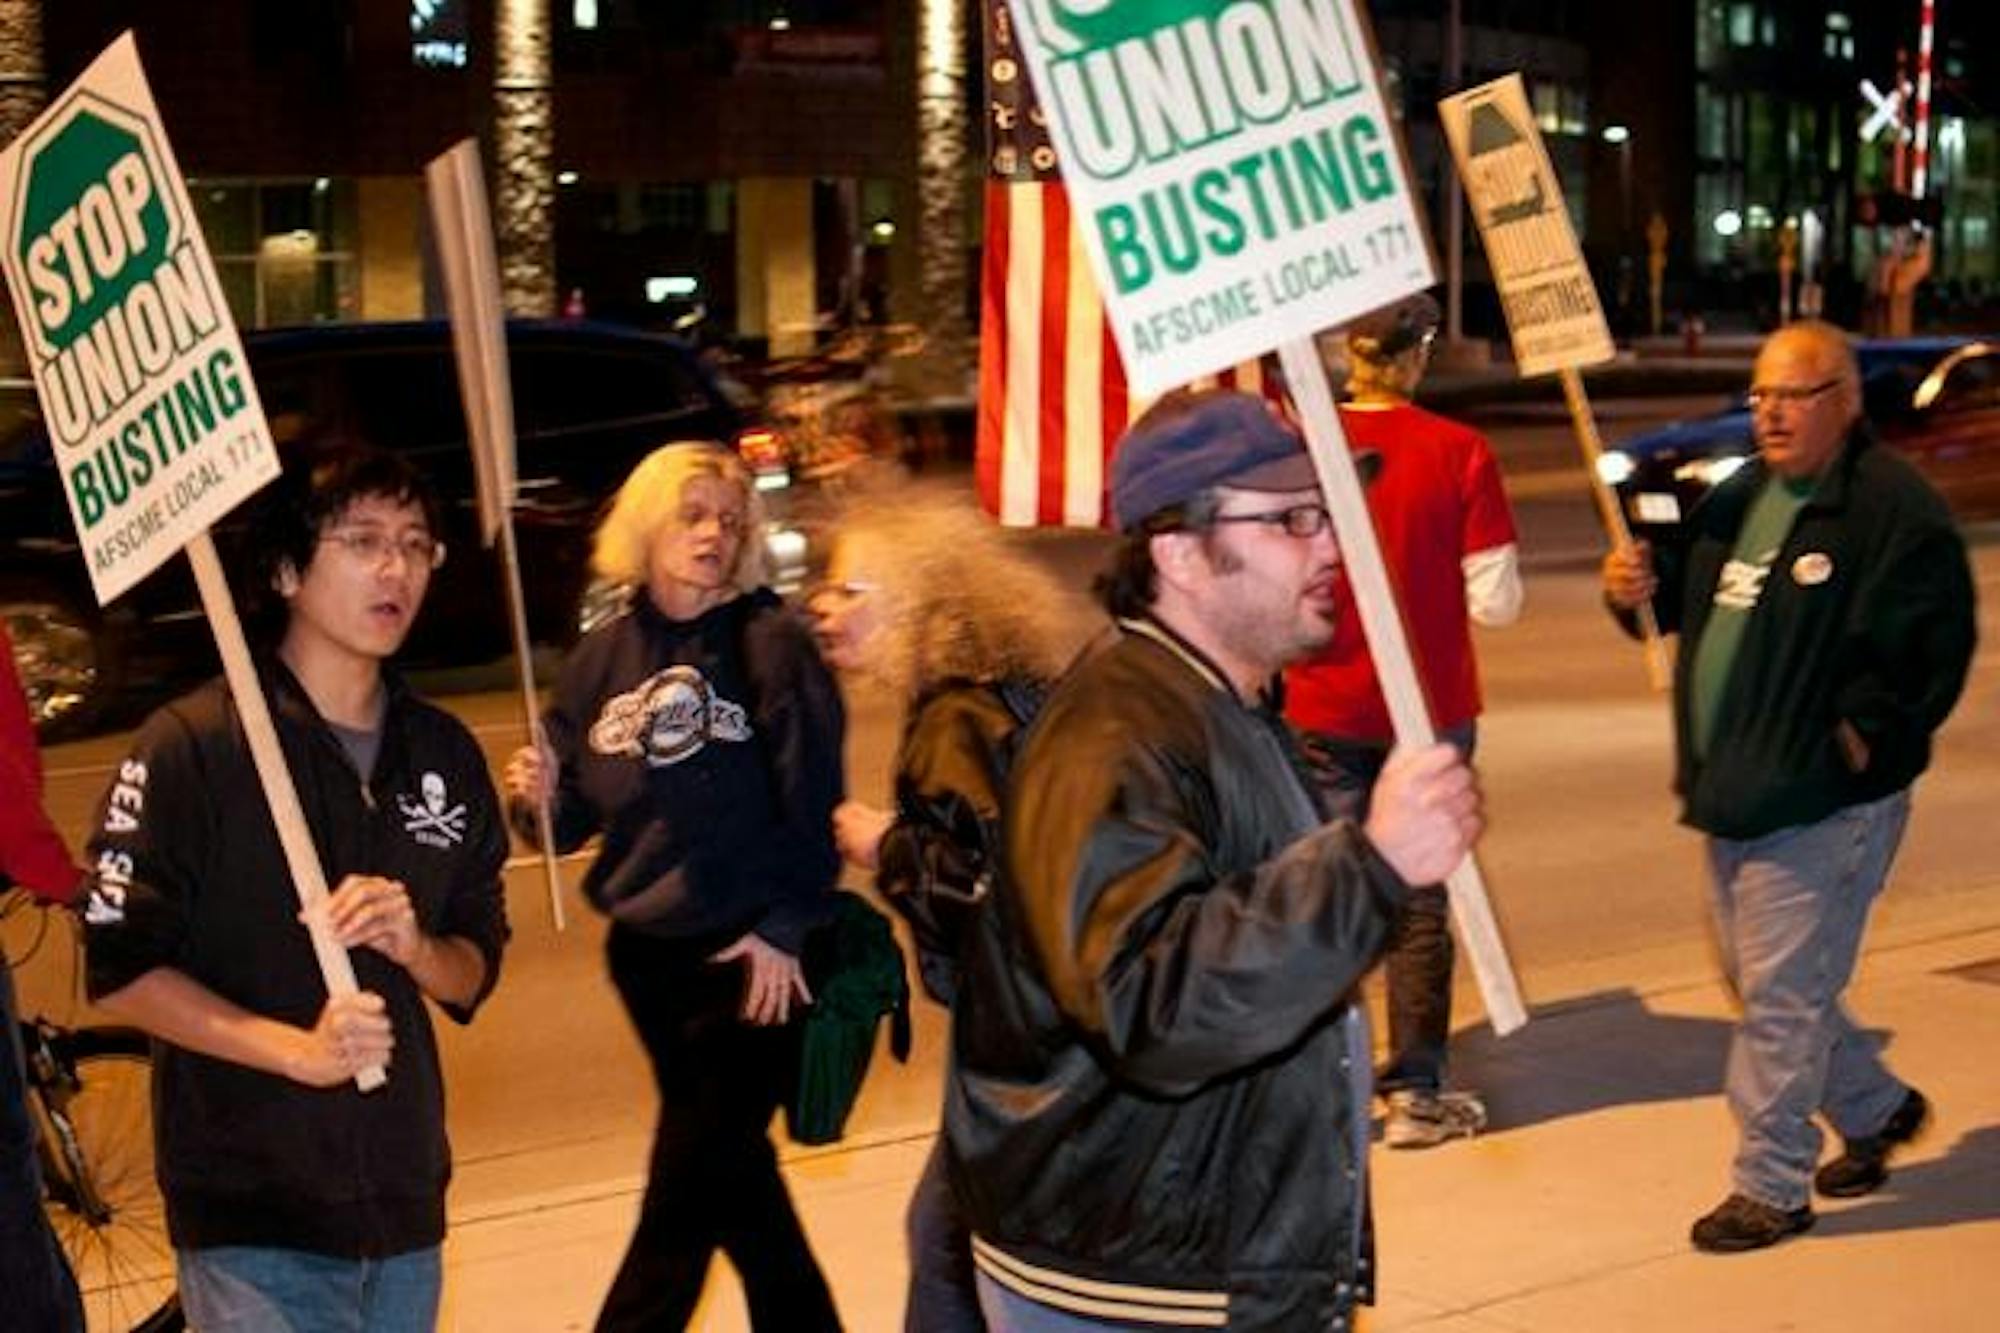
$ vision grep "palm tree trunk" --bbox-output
[912,0,972,397]
[494,0,555,316]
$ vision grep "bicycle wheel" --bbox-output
[38,1026,182,1333]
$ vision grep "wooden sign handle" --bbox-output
[1278,339,1527,1036]
[186,532,386,1091]
[1558,369,1672,691]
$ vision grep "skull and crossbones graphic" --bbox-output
[398,771,467,848]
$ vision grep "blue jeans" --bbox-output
[907,1138,984,1332]
[1,961,84,1333]
[178,1244,442,1333]
[1300,724,1476,1094]
[1705,789,1914,1210]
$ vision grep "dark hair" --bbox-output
[239,434,442,639]
[1092,490,1222,618]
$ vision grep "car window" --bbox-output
[331,347,476,462]
[513,345,719,442]
[0,379,45,466]
[248,355,330,445]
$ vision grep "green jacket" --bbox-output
[1639,425,1976,839]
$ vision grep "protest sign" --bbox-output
[1438,73,1613,377]
[1440,73,1668,688]
[427,138,567,930]
[1006,0,1436,396]
[0,36,279,604]
[0,34,383,1088]
[1015,0,1524,1033]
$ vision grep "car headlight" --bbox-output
[1595,450,1636,487]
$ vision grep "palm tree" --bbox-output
[0,0,44,149]
[0,0,44,373]
[912,0,972,396]
[494,0,555,316]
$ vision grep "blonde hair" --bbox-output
[592,441,770,592]
[830,480,1081,698]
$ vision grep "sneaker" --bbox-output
[1690,1193,1815,1253]
[1382,1088,1487,1149]
[1815,1087,1929,1199]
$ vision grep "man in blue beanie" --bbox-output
[947,388,1482,1331]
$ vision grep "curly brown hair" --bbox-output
[825,479,1082,698]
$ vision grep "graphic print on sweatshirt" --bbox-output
[588,665,754,767]
[398,771,469,849]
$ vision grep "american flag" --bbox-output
[975,1,1271,528]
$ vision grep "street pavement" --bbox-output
[430,874,2000,1332]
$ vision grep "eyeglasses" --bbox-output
[1206,503,1333,539]
[1746,379,1839,411]
[320,529,447,570]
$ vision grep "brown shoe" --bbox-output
[1815,1088,1929,1199]
[1690,1193,1815,1253]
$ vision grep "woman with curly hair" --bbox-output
[810,485,1081,1333]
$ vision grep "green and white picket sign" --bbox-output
[1007,0,1436,395]
[0,34,384,1090]
[1013,1,1524,1032]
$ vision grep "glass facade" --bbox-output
[190,179,361,328]
[1691,0,1998,314]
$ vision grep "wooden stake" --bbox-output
[1558,369,1672,691]
[1278,339,1526,1036]
[186,532,386,1091]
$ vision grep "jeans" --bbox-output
[596,926,841,1333]
[1705,789,1914,1210]
[177,1244,441,1333]
[1,960,85,1333]
[1300,724,1476,1094]
[907,1138,984,1332]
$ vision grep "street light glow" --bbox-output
[1602,124,1630,145]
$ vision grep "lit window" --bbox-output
[1533,83,1562,134]
[1729,3,1756,46]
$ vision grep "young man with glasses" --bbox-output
[947,389,1482,1331]
[1604,321,1975,1253]
[1284,292,1523,1151]
[81,439,511,1329]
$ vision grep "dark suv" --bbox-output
[0,318,801,738]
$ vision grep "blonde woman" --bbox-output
[503,442,844,1331]
[810,486,1078,1333]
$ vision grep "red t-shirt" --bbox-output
[1284,401,1517,742]
[0,626,83,902]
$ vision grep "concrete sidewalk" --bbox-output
[435,888,2000,1331]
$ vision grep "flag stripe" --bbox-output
[1003,183,1044,525]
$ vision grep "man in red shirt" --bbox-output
[1285,293,1522,1149]
[1,626,87,1331]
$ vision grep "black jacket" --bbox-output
[83,663,510,1257]
[946,618,1408,1332]
[876,676,1042,1006]
[1633,426,1976,838]
[517,588,843,954]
